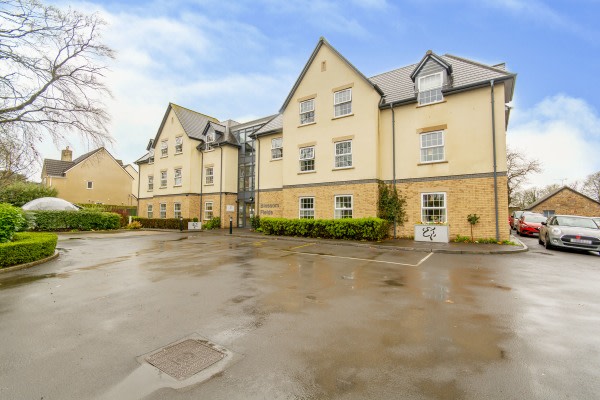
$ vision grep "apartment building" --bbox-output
[136,38,515,239]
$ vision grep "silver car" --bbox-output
[539,215,600,252]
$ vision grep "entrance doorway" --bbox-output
[238,202,255,228]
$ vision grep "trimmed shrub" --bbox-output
[250,215,261,230]
[77,204,137,227]
[259,217,390,241]
[31,210,120,231]
[0,182,58,207]
[126,221,142,229]
[204,217,222,230]
[0,203,26,242]
[0,232,58,268]
[132,217,191,229]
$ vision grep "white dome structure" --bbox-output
[22,197,80,211]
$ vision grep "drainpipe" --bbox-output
[490,80,500,241]
[256,137,260,214]
[137,166,141,214]
[219,145,223,226]
[199,150,204,222]
[390,104,397,239]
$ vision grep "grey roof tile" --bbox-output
[43,159,74,176]
[171,104,219,141]
[253,114,283,136]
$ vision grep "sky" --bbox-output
[40,0,600,189]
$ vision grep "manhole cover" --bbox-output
[145,339,225,380]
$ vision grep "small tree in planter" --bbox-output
[467,214,480,242]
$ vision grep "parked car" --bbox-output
[517,213,547,236]
[594,217,600,228]
[510,211,524,230]
[539,215,600,252]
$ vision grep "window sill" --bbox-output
[173,184,182,187]
[298,170,316,175]
[332,113,354,120]
[175,152,183,155]
[159,186,167,189]
[298,121,316,128]
[332,166,354,171]
[160,155,168,158]
[271,158,282,162]
[148,190,153,192]
[204,183,214,186]
[417,160,448,166]
[416,100,446,108]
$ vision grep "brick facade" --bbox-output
[138,194,200,219]
[527,188,600,217]
[257,190,283,218]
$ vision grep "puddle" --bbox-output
[0,273,57,290]
[383,278,405,287]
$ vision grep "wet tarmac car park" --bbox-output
[0,231,598,399]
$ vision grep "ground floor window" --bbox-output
[421,192,446,223]
[204,202,214,220]
[299,197,315,219]
[174,203,181,219]
[334,195,353,219]
[147,204,153,218]
[159,203,167,219]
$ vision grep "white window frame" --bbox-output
[421,192,447,223]
[148,149,154,164]
[334,140,352,168]
[299,197,315,219]
[147,175,154,191]
[86,181,93,189]
[334,195,353,219]
[204,201,214,220]
[299,99,315,125]
[174,168,182,186]
[205,133,215,151]
[175,136,183,154]
[334,88,352,117]
[160,140,168,157]
[299,146,315,172]
[174,202,181,219]
[420,130,445,163]
[160,170,167,188]
[205,166,214,185]
[159,203,167,219]
[147,204,153,218]
[418,72,443,105]
[271,137,283,160]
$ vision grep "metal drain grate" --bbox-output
[145,339,225,380]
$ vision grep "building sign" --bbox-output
[414,224,449,243]
[226,205,235,212]
[188,222,201,230]
[259,203,280,216]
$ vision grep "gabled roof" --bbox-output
[42,147,132,178]
[370,53,516,106]
[279,37,384,113]
[410,50,452,81]
[252,114,283,138]
[151,103,219,148]
[525,186,600,210]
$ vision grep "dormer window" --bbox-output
[418,72,443,105]
[205,133,215,151]
[148,149,154,164]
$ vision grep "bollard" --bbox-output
[179,216,183,232]
[229,216,233,235]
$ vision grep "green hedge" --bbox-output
[259,217,390,241]
[132,217,191,229]
[30,210,121,231]
[0,232,58,268]
[203,217,221,230]
[0,203,26,242]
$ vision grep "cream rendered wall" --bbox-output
[257,134,283,190]
[201,146,238,194]
[138,162,152,199]
[282,44,381,186]
[61,149,133,205]
[201,148,222,194]
[221,146,238,193]
[378,82,508,181]
[124,165,138,198]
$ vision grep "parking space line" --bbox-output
[416,253,434,266]
[289,243,316,250]
[283,250,419,266]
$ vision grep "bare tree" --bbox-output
[0,128,38,187]
[506,147,542,206]
[0,0,114,163]
[581,171,600,202]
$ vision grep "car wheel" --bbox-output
[544,235,553,250]
[538,236,543,245]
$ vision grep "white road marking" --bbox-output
[283,250,434,267]
[289,242,316,250]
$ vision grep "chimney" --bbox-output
[61,146,73,162]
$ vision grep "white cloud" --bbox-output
[507,94,600,188]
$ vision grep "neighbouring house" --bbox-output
[124,164,139,200]
[135,37,516,239]
[41,147,137,205]
[525,186,600,217]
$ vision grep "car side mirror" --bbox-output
[541,221,547,226]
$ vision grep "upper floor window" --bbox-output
[174,168,182,186]
[148,149,154,164]
[159,203,167,219]
[205,167,214,185]
[175,136,183,154]
[205,133,215,151]
[334,140,352,168]
[418,72,443,105]
[420,131,444,163]
[299,197,315,219]
[299,146,315,172]
[174,203,181,219]
[86,181,93,189]
[147,204,153,218]
[147,175,154,191]
[271,137,283,160]
[334,195,353,219]
[160,140,168,157]
[421,192,446,223]
[160,170,167,188]
[300,99,315,124]
[334,88,352,117]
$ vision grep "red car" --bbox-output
[517,213,547,236]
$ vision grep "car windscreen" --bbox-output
[555,216,599,229]
[524,215,547,223]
